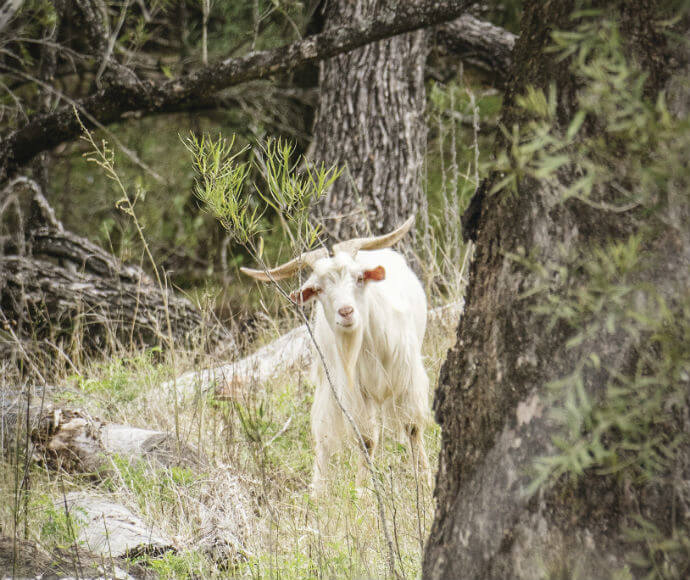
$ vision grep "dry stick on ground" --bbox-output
[0,0,474,180]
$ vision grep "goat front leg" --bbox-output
[311,435,335,495]
[310,375,345,495]
[355,431,379,491]
[354,397,379,492]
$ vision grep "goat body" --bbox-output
[297,249,431,491]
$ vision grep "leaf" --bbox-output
[567,110,587,140]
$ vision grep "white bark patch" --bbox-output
[300,39,318,59]
[516,393,543,427]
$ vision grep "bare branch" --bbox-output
[0,0,23,34]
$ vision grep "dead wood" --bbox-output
[167,299,465,400]
[30,406,203,473]
[0,534,150,579]
[0,181,229,372]
[59,492,174,558]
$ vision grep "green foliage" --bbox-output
[493,14,686,210]
[624,516,690,579]
[71,349,167,408]
[134,550,208,579]
[186,132,341,258]
[254,138,340,250]
[185,133,258,245]
[424,79,493,300]
[106,456,199,512]
[523,238,689,494]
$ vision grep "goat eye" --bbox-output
[356,274,364,286]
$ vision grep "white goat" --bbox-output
[241,216,431,491]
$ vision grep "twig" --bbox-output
[95,0,131,87]
[263,415,292,449]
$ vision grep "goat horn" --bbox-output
[239,247,328,282]
[240,215,414,281]
[333,214,415,255]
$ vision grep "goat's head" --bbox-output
[240,216,414,334]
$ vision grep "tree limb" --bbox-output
[0,0,472,181]
[434,14,516,84]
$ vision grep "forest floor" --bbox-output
[0,295,462,579]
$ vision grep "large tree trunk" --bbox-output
[310,0,427,239]
[424,2,689,578]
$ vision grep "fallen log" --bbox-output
[0,237,219,354]
[168,324,311,400]
[166,299,465,400]
[0,534,142,579]
[0,384,55,457]
[59,492,174,558]
[0,180,229,374]
[31,406,203,472]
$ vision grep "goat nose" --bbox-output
[338,306,354,318]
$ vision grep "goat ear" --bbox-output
[363,265,386,282]
[290,285,320,305]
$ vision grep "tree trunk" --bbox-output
[310,0,427,239]
[424,2,690,578]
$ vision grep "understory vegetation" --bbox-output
[0,67,482,577]
[1,311,456,577]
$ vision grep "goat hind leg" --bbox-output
[406,423,432,488]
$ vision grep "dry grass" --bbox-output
[0,292,460,578]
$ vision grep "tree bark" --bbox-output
[0,0,472,182]
[309,0,427,239]
[424,2,689,578]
